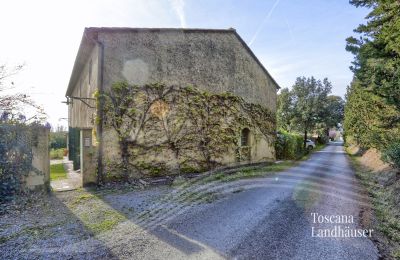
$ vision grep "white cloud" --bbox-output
[170,0,186,28]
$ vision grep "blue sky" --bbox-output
[0,0,369,127]
[186,0,369,93]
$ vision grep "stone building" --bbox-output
[66,27,279,185]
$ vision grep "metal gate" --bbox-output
[68,127,80,170]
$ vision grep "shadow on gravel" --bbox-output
[0,194,118,260]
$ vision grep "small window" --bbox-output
[89,59,92,84]
[241,128,250,146]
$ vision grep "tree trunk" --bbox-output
[304,130,307,149]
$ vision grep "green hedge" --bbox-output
[381,141,400,169]
[276,131,305,160]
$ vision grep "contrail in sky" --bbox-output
[249,0,281,46]
[170,0,186,28]
[284,16,295,45]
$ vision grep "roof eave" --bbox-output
[231,30,281,90]
[65,28,96,97]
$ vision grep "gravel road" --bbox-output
[150,142,379,259]
[0,142,379,259]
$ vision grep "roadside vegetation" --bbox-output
[344,1,400,258]
[202,161,297,183]
[344,0,400,159]
[50,163,67,181]
[347,151,400,259]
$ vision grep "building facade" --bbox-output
[66,27,279,185]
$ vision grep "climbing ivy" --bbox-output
[100,82,275,180]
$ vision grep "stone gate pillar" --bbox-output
[80,129,96,186]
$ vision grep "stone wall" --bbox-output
[98,29,278,112]
[80,128,97,185]
[24,127,50,191]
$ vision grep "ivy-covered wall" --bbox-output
[100,83,276,180]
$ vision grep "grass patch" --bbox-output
[71,193,97,206]
[205,161,297,183]
[65,191,127,235]
[50,163,67,181]
[171,160,300,188]
[347,151,400,258]
[263,161,299,171]
[81,209,126,234]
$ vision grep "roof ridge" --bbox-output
[85,27,236,33]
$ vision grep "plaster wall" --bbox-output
[68,45,99,128]
[25,127,50,191]
[98,30,277,112]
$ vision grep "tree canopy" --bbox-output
[344,80,399,149]
[346,0,400,108]
[0,64,45,123]
[345,0,400,150]
[277,76,343,146]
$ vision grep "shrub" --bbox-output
[50,132,66,149]
[316,135,330,145]
[50,148,65,160]
[276,131,305,160]
[381,142,400,169]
